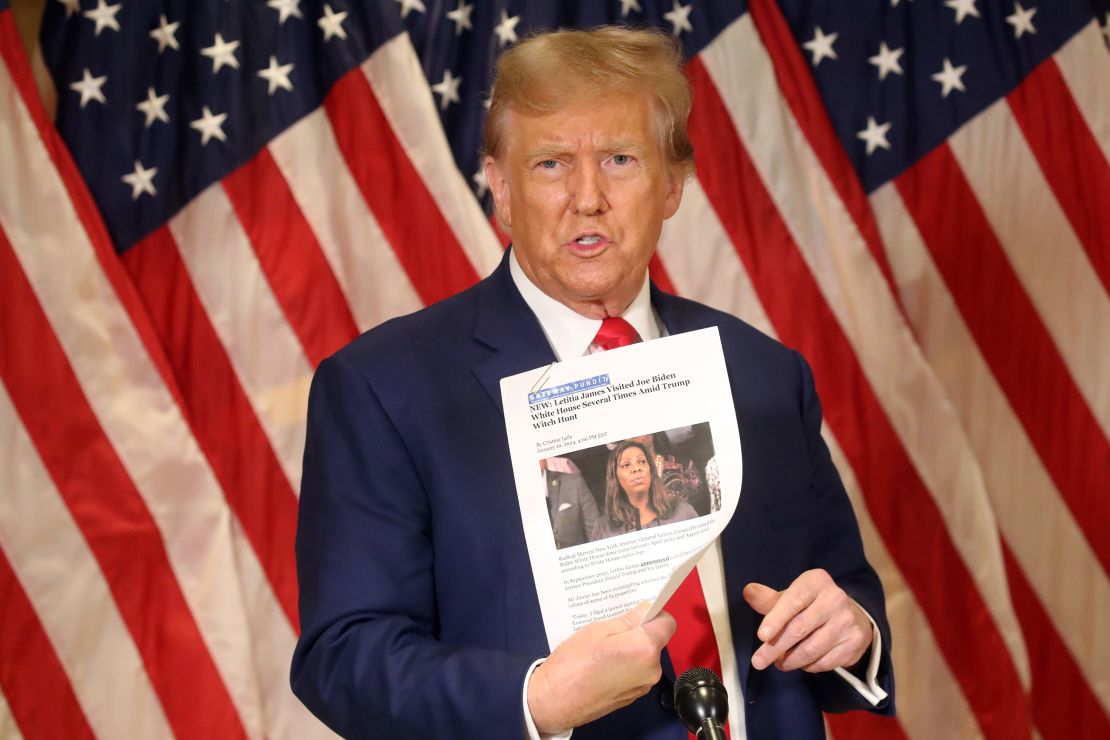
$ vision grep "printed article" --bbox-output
[501,328,742,649]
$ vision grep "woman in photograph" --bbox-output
[595,440,699,540]
[627,431,710,516]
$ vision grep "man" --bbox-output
[292,27,894,739]
[542,457,601,550]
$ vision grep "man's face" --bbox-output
[484,92,685,318]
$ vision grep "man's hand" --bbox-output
[744,569,871,674]
[527,602,676,734]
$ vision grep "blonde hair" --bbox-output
[483,26,695,175]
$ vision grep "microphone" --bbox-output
[673,667,728,740]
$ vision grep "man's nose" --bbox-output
[568,160,608,215]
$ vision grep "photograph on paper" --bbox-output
[541,422,720,551]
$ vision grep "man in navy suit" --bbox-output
[542,458,601,550]
[292,26,893,739]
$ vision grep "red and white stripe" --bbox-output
[663,6,1109,737]
[3,1,1109,736]
[688,15,1029,737]
[870,180,1110,712]
[268,106,424,331]
[0,382,172,739]
[0,8,328,738]
[361,35,504,278]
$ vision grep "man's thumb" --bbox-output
[613,600,653,631]
[743,582,780,615]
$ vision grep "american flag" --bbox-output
[0,0,1107,736]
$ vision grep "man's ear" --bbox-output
[484,155,512,233]
[661,163,687,221]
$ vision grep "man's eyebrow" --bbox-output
[523,147,571,160]
[523,140,648,160]
[603,140,647,154]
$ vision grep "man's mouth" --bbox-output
[567,233,610,253]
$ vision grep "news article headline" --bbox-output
[530,373,692,429]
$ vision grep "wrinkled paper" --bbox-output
[501,328,742,649]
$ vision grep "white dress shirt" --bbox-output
[509,253,885,740]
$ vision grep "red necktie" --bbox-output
[589,318,728,738]
[589,317,642,351]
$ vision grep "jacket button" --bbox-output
[657,684,675,713]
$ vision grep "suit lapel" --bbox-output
[471,251,558,416]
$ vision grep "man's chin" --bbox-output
[555,282,640,317]
[558,274,622,301]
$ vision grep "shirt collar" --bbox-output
[509,247,659,361]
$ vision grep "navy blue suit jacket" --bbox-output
[291,251,894,739]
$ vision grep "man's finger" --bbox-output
[775,621,839,672]
[742,582,780,616]
[750,612,812,670]
[755,571,825,642]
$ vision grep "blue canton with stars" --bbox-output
[775,0,1108,192]
[41,0,407,251]
[38,0,1110,252]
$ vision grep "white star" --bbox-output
[318,4,348,42]
[136,87,170,127]
[201,33,240,73]
[1005,3,1037,39]
[121,160,158,200]
[83,0,121,36]
[472,166,488,198]
[431,68,462,111]
[69,68,107,108]
[150,15,180,53]
[395,0,425,19]
[931,57,968,97]
[857,116,892,156]
[267,0,303,24]
[620,0,642,16]
[57,0,80,19]
[258,55,294,95]
[446,2,473,36]
[663,1,693,37]
[868,42,904,80]
[494,10,520,48]
[190,106,228,146]
[945,0,980,24]
[803,27,839,66]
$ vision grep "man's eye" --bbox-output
[539,160,558,169]
[612,154,631,165]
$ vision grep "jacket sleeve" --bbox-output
[792,352,896,715]
[290,355,541,739]
[571,474,602,545]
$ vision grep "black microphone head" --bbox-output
[673,667,728,733]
